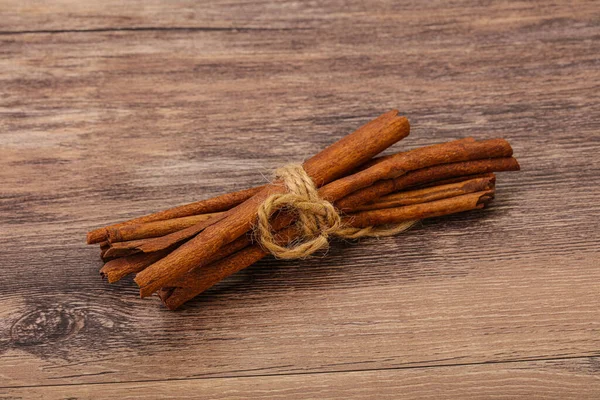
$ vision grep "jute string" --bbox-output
[255,164,416,259]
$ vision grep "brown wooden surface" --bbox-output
[2,358,599,400]
[1,0,599,398]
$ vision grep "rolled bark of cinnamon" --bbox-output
[335,157,519,211]
[354,175,495,211]
[102,211,231,258]
[135,110,412,296]
[344,190,494,228]
[317,138,511,202]
[159,189,495,310]
[106,212,224,243]
[100,249,171,283]
[413,172,495,189]
[87,186,265,244]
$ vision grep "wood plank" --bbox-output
[1,0,599,389]
[3,0,595,33]
[3,358,600,399]
[1,251,599,386]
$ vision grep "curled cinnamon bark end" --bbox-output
[99,241,111,260]
[88,229,109,245]
[157,287,177,307]
[100,250,171,283]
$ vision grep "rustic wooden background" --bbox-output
[1,0,599,398]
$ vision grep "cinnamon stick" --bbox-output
[106,212,224,243]
[354,175,495,211]
[159,189,495,310]
[344,190,494,228]
[102,211,230,258]
[87,185,264,244]
[319,138,512,203]
[135,110,412,296]
[335,157,519,211]
[413,172,496,189]
[100,249,171,283]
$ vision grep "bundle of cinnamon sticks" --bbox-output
[87,111,520,310]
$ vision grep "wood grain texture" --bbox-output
[2,358,600,399]
[1,0,599,396]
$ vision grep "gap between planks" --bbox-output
[1,354,596,390]
[0,26,309,36]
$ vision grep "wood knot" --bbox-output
[11,305,84,346]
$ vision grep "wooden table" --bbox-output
[1,1,599,398]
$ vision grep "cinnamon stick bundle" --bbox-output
[101,174,496,285]
[134,111,412,296]
[86,110,520,310]
[104,158,517,249]
[136,136,513,297]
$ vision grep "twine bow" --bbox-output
[255,164,416,259]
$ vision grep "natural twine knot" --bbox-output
[255,164,416,259]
